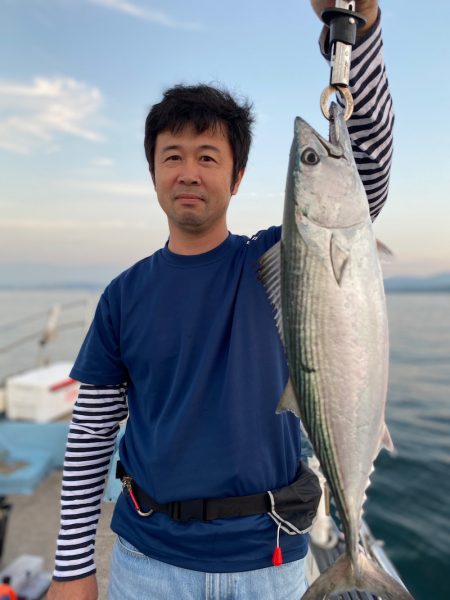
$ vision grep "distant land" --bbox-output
[0,264,117,290]
[384,272,450,293]
[1,266,449,292]
[0,281,104,291]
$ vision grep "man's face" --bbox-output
[153,123,243,234]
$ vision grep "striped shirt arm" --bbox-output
[53,383,128,581]
[347,14,394,220]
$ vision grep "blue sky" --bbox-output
[1,0,449,284]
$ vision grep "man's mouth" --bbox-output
[175,193,204,204]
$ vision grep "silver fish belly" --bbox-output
[260,105,414,599]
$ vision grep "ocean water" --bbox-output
[0,290,449,599]
[366,293,450,600]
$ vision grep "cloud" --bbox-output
[0,218,148,230]
[0,77,104,154]
[90,157,115,168]
[90,0,201,30]
[72,179,153,197]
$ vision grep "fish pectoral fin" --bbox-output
[330,234,350,286]
[380,423,395,453]
[300,552,414,600]
[258,241,284,345]
[276,377,301,418]
[376,239,394,262]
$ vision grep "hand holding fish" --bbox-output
[310,0,379,36]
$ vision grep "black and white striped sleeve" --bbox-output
[53,383,128,581]
[321,11,394,220]
[348,14,394,220]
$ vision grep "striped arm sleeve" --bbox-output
[52,383,128,581]
[347,14,394,220]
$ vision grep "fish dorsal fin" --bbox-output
[259,241,284,345]
[330,234,350,286]
[276,377,301,418]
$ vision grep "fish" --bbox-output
[259,104,414,600]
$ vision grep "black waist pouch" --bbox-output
[117,458,321,530]
[268,461,322,535]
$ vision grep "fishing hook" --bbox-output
[320,84,353,121]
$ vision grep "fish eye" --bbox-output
[301,148,320,166]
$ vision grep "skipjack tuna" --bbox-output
[260,104,414,599]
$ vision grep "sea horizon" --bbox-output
[1,275,450,293]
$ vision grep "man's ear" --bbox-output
[231,169,245,196]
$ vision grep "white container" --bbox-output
[0,554,44,592]
[5,362,79,422]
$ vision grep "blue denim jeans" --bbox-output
[108,536,308,599]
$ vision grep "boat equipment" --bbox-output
[0,299,92,387]
[0,299,92,590]
[320,0,366,120]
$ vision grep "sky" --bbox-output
[0,0,449,285]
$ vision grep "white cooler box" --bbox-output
[6,362,79,422]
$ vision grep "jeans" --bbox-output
[108,536,308,600]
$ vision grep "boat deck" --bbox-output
[1,470,115,599]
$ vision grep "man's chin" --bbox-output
[172,215,208,232]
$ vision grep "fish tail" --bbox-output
[301,552,414,600]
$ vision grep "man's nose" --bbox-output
[177,161,200,185]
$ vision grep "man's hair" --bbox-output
[144,84,254,187]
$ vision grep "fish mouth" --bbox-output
[317,134,345,159]
[294,115,345,160]
[328,103,353,158]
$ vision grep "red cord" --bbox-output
[128,487,141,512]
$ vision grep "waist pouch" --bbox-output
[116,460,321,535]
[267,462,322,535]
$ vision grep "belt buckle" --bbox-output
[173,499,206,521]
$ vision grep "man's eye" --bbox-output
[200,155,215,162]
[165,155,181,162]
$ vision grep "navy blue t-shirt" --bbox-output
[70,227,308,572]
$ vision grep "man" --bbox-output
[48,1,393,598]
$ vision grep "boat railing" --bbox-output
[0,299,93,387]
